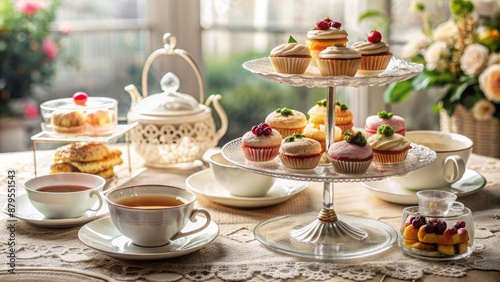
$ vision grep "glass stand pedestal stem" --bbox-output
[290,86,368,244]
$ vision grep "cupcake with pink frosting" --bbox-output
[241,123,282,162]
[364,111,406,137]
[327,130,373,174]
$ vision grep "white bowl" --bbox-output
[209,153,276,197]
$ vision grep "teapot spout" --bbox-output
[125,84,143,111]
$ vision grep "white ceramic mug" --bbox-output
[391,131,473,190]
[106,185,211,247]
[23,173,105,219]
[209,152,276,197]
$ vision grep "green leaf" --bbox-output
[411,70,454,91]
[384,80,414,103]
[450,80,473,102]
[288,36,297,44]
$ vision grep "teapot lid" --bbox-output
[132,72,203,116]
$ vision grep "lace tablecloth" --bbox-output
[1,146,499,282]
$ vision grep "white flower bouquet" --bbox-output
[385,0,500,121]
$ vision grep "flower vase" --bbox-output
[440,105,500,159]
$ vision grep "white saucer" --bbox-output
[185,169,308,208]
[2,193,109,228]
[361,169,486,205]
[78,216,219,260]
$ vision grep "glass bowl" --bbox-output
[40,97,118,136]
[398,206,474,260]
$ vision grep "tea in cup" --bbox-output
[23,173,105,219]
[106,185,211,247]
[391,131,473,190]
[416,190,464,216]
[209,152,276,197]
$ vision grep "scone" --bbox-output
[327,130,373,174]
[305,17,348,65]
[307,99,327,125]
[367,125,411,165]
[351,30,393,75]
[317,45,362,77]
[241,123,282,162]
[51,111,86,134]
[269,36,311,74]
[50,142,123,179]
[279,133,322,169]
[335,101,354,133]
[364,111,406,137]
[265,107,307,137]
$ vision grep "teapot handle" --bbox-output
[141,33,205,103]
[205,94,228,143]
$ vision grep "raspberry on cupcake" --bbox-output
[305,17,348,66]
[265,107,307,137]
[367,125,411,166]
[269,36,312,74]
[279,133,322,169]
[327,130,373,174]
[241,122,282,162]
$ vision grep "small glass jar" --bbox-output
[40,97,118,136]
[398,206,474,260]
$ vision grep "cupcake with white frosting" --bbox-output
[317,45,361,77]
[367,125,411,165]
[351,30,392,75]
[279,133,322,169]
[305,17,348,66]
[269,36,311,74]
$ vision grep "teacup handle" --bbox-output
[171,208,211,241]
[443,155,466,183]
[450,201,465,212]
[88,191,104,212]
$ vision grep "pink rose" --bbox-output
[42,39,58,60]
[24,100,39,119]
[479,64,500,103]
[15,0,43,15]
[59,21,73,35]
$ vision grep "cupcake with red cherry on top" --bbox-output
[351,30,392,76]
[305,17,348,65]
[241,123,282,162]
[367,125,411,165]
[364,110,406,137]
[327,130,373,174]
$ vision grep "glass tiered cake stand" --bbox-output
[222,57,435,260]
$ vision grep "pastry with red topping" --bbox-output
[241,123,282,162]
[327,130,373,174]
[364,111,406,137]
[351,30,393,75]
[279,133,322,169]
[305,17,349,65]
[270,36,311,74]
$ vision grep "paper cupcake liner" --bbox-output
[317,58,361,77]
[372,149,409,164]
[335,116,353,125]
[336,122,354,133]
[270,57,311,74]
[242,146,280,162]
[279,153,322,169]
[274,127,306,138]
[329,158,372,174]
[359,53,392,71]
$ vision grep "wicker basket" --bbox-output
[440,105,500,158]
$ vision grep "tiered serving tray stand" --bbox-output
[221,57,433,260]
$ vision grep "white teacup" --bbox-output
[392,131,473,190]
[23,173,105,219]
[209,152,276,197]
[106,185,211,247]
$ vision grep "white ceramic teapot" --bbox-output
[125,33,227,168]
